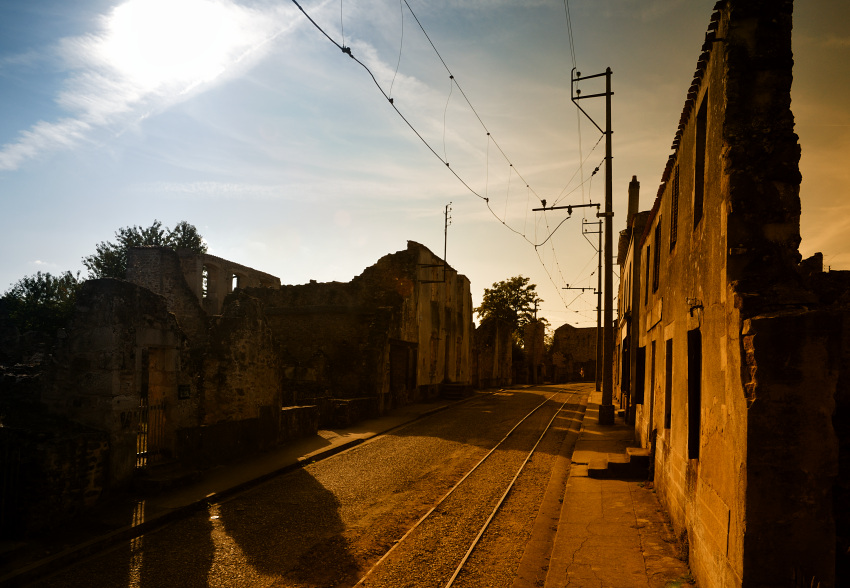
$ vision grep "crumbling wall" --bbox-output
[520,321,546,385]
[177,250,280,316]
[250,241,473,417]
[472,318,512,388]
[126,247,210,345]
[549,324,596,383]
[742,312,839,587]
[42,279,187,488]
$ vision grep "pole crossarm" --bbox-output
[531,202,600,213]
[570,68,613,136]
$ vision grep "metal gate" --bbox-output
[135,349,166,469]
[136,397,166,468]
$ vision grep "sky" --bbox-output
[1,0,848,331]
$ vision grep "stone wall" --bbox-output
[176,250,280,316]
[619,2,844,586]
[249,241,473,419]
[472,318,512,389]
[520,321,546,385]
[549,323,596,383]
[42,279,187,487]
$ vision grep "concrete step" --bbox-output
[587,448,650,480]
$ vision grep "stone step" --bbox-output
[587,448,650,480]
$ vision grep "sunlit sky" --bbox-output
[1,0,848,330]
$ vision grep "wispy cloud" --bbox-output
[0,0,297,171]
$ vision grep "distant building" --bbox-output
[549,323,596,383]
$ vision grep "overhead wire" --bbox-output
[389,0,404,99]
[291,0,599,325]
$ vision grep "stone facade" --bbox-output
[471,318,512,389]
[2,241,477,536]
[518,321,546,385]
[549,323,597,383]
[616,2,847,586]
[247,241,474,422]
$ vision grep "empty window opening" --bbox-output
[687,329,702,459]
[634,345,647,405]
[231,274,239,292]
[652,220,662,293]
[694,96,707,227]
[202,265,209,298]
[664,338,673,429]
[649,340,657,432]
[670,166,680,249]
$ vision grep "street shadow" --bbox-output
[218,467,359,586]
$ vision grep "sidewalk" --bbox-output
[544,392,694,588]
[0,395,472,587]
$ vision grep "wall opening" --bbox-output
[652,220,662,293]
[694,96,707,227]
[650,340,657,432]
[644,245,651,305]
[664,337,673,429]
[634,345,646,404]
[670,165,680,249]
[136,348,170,469]
[687,328,702,459]
[231,274,239,292]
[621,340,631,394]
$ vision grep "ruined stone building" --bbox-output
[471,318,513,389]
[615,1,848,586]
[548,323,597,383]
[0,240,475,537]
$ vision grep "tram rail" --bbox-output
[355,386,585,588]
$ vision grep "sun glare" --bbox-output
[99,0,261,91]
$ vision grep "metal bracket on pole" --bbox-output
[570,66,615,423]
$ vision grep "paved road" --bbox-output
[31,384,591,588]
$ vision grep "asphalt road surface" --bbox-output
[31,384,590,588]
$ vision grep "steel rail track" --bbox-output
[354,387,582,588]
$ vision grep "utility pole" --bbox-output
[582,219,603,391]
[444,202,452,266]
[571,67,615,425]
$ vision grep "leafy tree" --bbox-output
[82,220,207,279]
[475,275,544,341]
[1,271,82,333]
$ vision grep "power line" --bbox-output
[291,0,597,325]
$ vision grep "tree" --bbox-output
[475,275,544,341]
[1,271,82,333]
[82,220,207,279]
